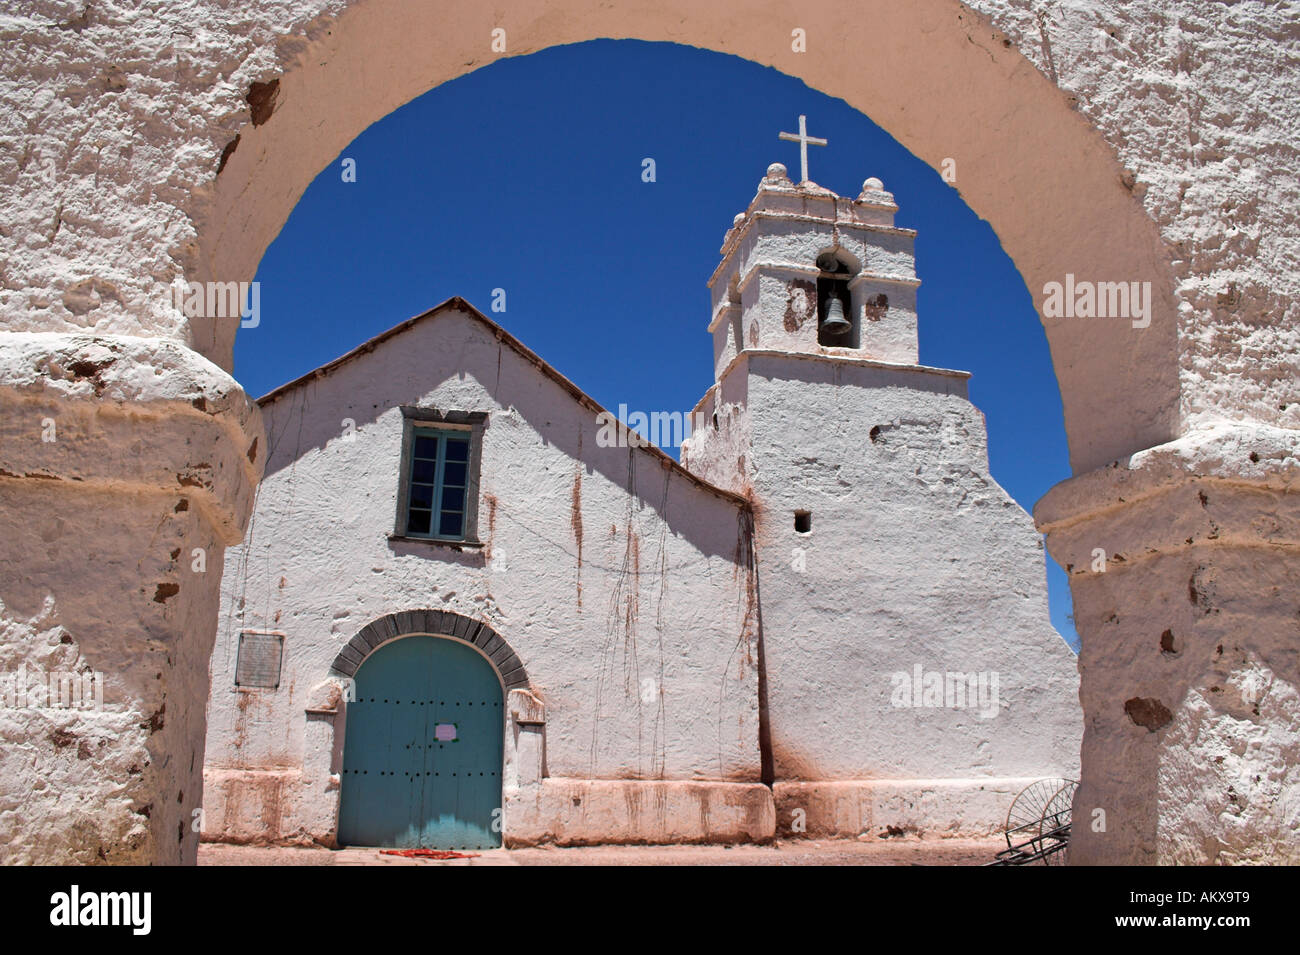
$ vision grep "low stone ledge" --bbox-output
[1035,423,1300,577]
[773,778,1048,840]
[201,767,315,846]
[198,772,1051,848]
[503,779,775,847]
[0,332,263,543]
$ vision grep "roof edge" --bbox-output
[255,297,749,510]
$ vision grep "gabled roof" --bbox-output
[256,296,748,508]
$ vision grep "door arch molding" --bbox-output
[330,609,530,691]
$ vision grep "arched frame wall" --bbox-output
[2,0,1295,866]
[197,0,1182,475]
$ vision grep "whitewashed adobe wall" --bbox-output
[741,356,1080,835]
[202,301,768,847]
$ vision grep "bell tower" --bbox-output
[681,150,1080,823]
[705,161,920,383]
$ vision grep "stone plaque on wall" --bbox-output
[235,631,285,688]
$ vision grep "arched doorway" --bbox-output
[338,635,505,850]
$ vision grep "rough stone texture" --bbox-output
[1,0,1297,863]
[1158,655,1300,865]
[1037,423,1300,864]
[0,332,261,864]
[968,0,1300,445]
[0,334,262,539]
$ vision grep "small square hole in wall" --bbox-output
[794,511,812,534]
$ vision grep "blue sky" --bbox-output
[239,39,1079,650]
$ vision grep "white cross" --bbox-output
[778,114,827,184]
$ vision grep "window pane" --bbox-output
[402,424,476,541]
[407,509,432,535]
[441,485,465,512]
[442,461,467,487]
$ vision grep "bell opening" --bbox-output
[817,277,854,347]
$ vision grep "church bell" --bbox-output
[821,296,851,336]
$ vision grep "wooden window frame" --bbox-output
[392,408,487,546]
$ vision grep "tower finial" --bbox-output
[778,114,827,184]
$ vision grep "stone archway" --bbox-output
[197,0,1183,473]
[1,0,1295,865]
[328,609,530,691]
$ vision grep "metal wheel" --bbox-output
[1004,777,1069,849]
[1039,780,1077,866]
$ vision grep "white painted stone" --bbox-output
[1,0,1296,864]
[0,332,261,863]
[1036,422,1300,863]
[504,779,775,847]
[686,178,1081,813]
[1157,655,1300,865]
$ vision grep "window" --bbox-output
[406,427,471,538]
[395,409,486,544]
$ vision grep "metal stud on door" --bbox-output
[339,635,504,849]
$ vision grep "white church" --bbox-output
[201,139,1081,850]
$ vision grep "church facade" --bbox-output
[201,163,1080,849]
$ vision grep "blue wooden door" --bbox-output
[338,636,503,849]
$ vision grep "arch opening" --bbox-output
[216,35,1153,647]
[198,2,1180,476]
